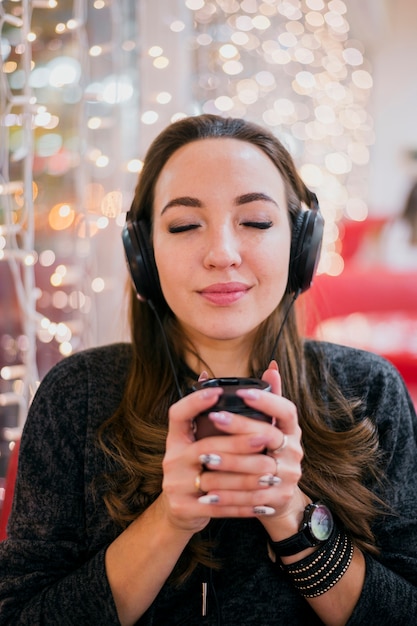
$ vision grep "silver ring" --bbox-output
[269,434,288,456]
[274,458,280,476]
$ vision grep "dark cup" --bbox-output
[192,377,272,439]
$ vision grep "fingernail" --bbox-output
[198,370,209,381]
[259,474,281,486]
[253,505,276,516]
[199,494,220,504]
[250,435,270,448]
[236,388,260,400]
[201,388,221,399]
[209,411,232,425]
[199,453,222,466]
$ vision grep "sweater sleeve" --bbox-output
[343,351,417,625]
[0,348,123,625]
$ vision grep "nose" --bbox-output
[203,224,242,269]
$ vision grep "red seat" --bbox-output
[298,268,417,405]
[338,217,386,265]
[300,269,417,337]
[0,439,20,541]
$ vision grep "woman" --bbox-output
[0,114,416,625]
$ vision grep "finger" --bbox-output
[201,411,277,446]
[198,445,301,485]
[199,469,281,493]
[234,388,299,435]
[167,387,223,441]
[267,433,288,456]
[196,413,303,475]
[261,360,282,395]
[195,500,277,518]
[198,444,278,475]
[196,489,280,518]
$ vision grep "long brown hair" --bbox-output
[99,114,383,582]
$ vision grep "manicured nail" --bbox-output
[198,371,209,381]
[199,494,220,504]
[201,388,221,399]
[209,411,232,424]
[259,474,281,486]
[236,388,260,400]
[253,505,276,516]
[199,453,222,466]
[250,435,271,448]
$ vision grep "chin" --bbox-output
[203,324,259,341]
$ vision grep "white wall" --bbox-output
[348,0,417,216]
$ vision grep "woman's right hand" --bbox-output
[161,384,224,533]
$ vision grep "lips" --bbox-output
[199,282,250,305]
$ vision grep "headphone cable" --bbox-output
[148,288,300,401]
[267,288,300,366]
[148,299,184,399]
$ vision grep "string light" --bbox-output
[1,0,374,441]
[0,0,138,439]
[0,0,40,433]
[189,0,374,277]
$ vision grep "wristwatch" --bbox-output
[270,502,335,557]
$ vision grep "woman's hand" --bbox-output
[161,360,306,539]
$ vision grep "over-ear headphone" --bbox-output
[122,193,324,304]
[287,193,324,294]
[121,215,163,304]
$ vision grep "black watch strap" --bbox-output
[270,502,335,557]
[271,530,319,557]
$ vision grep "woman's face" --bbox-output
[152,137,291,350]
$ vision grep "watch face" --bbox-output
[309,504,334,541]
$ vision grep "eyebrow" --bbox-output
[161,192,278,214]
[235,192,278,207]
[161,196,202,214]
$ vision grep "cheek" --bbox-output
[153,235,173,277]
[261,266,290,304]
[153,244,170,299]
[154,245,191,306]
[257,240,291,281]
[155,257,175,295]
[256,244,291,302]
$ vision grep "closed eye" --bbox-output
[168,223,200,233]
[242,221,273,229]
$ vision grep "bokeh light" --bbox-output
[0,0,376,444]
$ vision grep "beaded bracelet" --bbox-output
[281,528,354,598]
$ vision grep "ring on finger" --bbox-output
[194,470,204,493]
[273,457,280,478]
[269,434,288,456]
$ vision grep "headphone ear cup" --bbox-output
[121,218,163,303]
[289,209,324,294]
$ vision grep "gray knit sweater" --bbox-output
[0,341,416,625]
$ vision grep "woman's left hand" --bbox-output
[192,361,309,538]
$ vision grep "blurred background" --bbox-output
[1,0,417,486]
